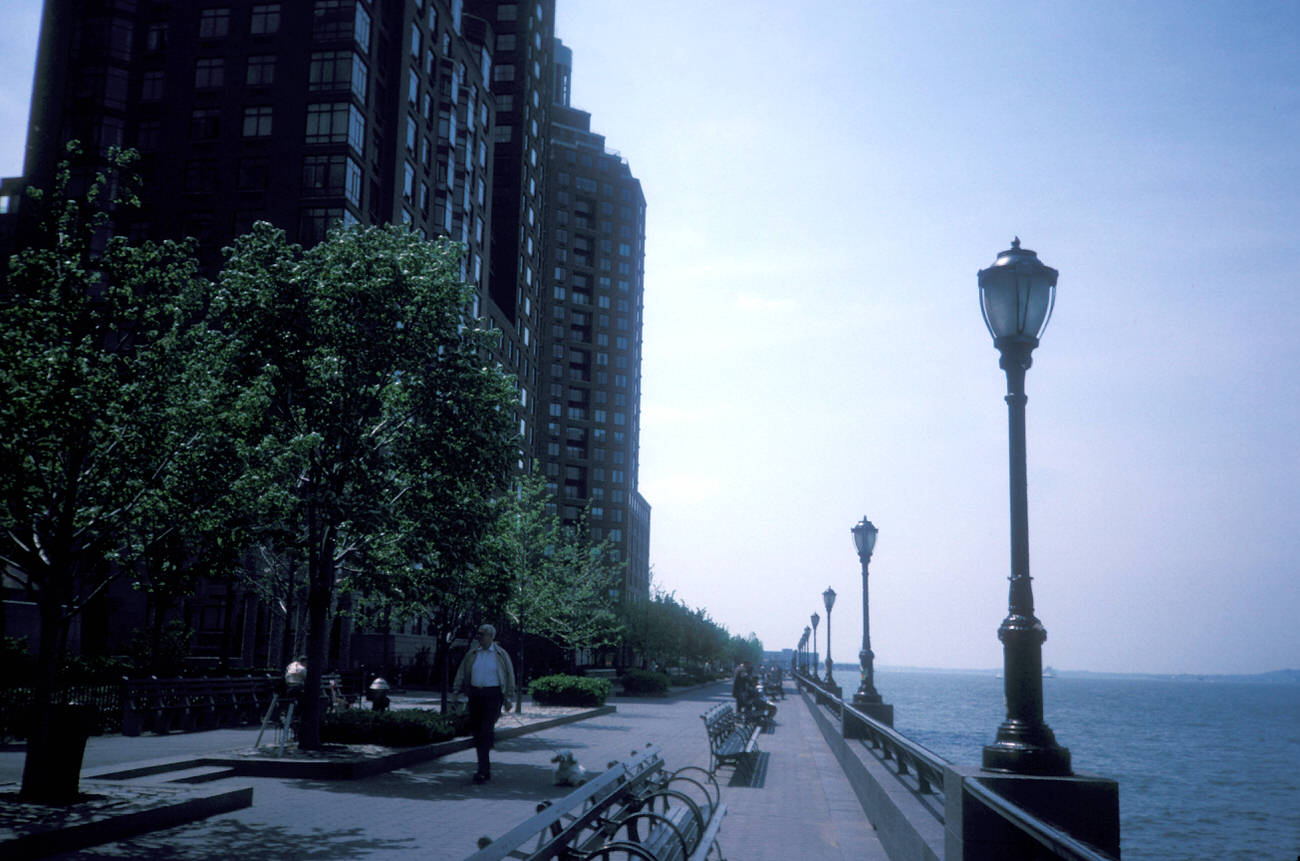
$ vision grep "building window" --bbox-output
[242,106,273,137]
[311,0,351,40]
[348,105,365,154]
[194,58,224,89]
[190,109,221,140]
[408,69,420,105]
[198,9,230,39]
[184,159,218,193]
[302,153,347,195]
[493,64,515,82]
[247,55,276,85]
[354,3,371,51]
[497,4,517,21]
[346,158,363,207]
[305,103,349,143]
[238,157,270,190]
[299,207,342,246]
[250,4,281,35]
[403,162,415,201]
[351,54,368,101]
[136,120,161,152]
[141,71,164,101]
[309,50,352,91]
[146,22,167,51]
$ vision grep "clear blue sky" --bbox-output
[4,1,1297,675]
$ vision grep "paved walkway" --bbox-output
[4,683,887,860]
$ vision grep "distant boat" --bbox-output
[1043,666,1057,678]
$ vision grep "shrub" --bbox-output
[320,708,456,747]
[529,674,610,706]
[620,668,670,695]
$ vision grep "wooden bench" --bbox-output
[465,744,726,861]
[701,703,760,778]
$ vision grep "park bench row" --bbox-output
[700,702,762,779]
[121,675,276,736]
[467,744,726,861]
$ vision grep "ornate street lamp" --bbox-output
[851,517,882,705]
[978,238,1071,776]
[801,626,811,673]
[810,612,820,680]
[822,587,837,687]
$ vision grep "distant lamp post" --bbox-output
[851,517,881,705]
[822,587,837,688]
[810,612,820,680]
[978,238,1072,776]
[802,626,811,674]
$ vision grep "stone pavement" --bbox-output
[3,682,887,860]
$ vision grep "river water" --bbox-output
[828,666,1299,860]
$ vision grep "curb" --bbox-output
[89,704,618,781]
[2,782,253,860]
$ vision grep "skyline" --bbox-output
[4,1,1298,676]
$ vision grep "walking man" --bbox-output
[453,623,516,784]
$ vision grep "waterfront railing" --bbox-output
[792,669,1118,861]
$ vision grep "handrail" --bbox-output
[965,777,1118,861]
[796,670,947,796]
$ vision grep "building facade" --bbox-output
[1,0,650,669]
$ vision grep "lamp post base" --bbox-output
[982,739,1072,776]
[844,699,894,736]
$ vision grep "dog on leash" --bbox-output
[551,750,587,786]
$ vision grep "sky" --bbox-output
[2,1,1297,676]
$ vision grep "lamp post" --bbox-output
[810,612,820,680]
[822,587,837,690]
[851,517,881,705]
[802,626,811,674]
[977,238,1071,776]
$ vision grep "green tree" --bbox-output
[492,470,623,707]
[0,147,214,800]
[215,222,514,747]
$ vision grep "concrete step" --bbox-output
[130,765,238,784]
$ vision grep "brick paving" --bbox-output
[2,682,888,860]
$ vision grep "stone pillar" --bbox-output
[943,764,1119,860]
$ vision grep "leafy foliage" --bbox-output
[528,674,611,706]
[320,708,459,746]
[214,222,516,747]
[0,146,219,798]
[494,471,623,660]
[618,668,670,695]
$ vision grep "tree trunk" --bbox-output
[296,517,334,750]
[21,588,81,803]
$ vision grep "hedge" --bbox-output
[320,708,459,746]
[620,668,671,695]
[528,674,611,706]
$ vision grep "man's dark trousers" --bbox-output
[467,686,504,776]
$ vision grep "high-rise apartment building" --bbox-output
[1,0,650,664]
[542,39,649,604]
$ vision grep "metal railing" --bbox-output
[794,669,1117,861]
[796,670,947,796]
[965,777,1118,861]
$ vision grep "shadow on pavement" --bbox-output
[46,819,419,860]
[290,762,561,802]
[725,752,770,789]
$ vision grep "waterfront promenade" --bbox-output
[1,682,887,860]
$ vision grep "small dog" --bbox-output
[551,750,587,786]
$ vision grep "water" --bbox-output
[829,666,1300,860]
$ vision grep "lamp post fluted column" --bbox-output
[810,613,820,680]
[823,587,837,691]
[978,239,1071,776]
